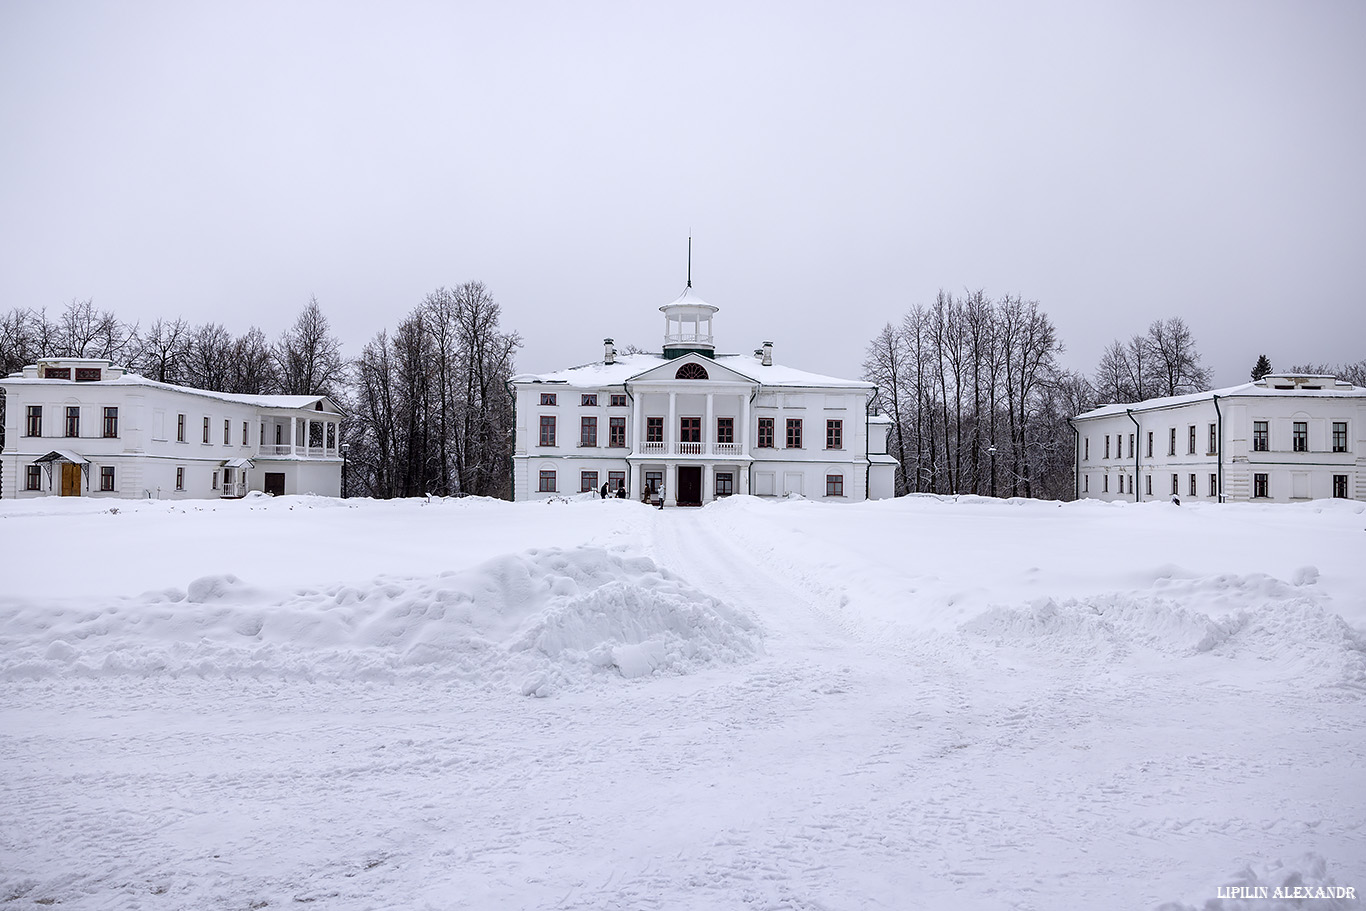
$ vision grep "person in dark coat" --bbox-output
[600,481,609,499]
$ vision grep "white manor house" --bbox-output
[1071,372,1366,503]
[511,284,897,505]
[2,357,344,499]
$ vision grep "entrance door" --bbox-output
[264,472,286,496]
[60,463,82,496]
[677,466,702,506]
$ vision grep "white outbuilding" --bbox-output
[2,358,344,499]
[1070,373,1366,503]
[511,284,898,505]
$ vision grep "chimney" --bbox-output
[761,341,773,367]
[604,338,616,365]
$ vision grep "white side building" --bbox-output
[511,286,898,505]
[2,358,344,500]
[1071,374,1366,503]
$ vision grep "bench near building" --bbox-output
[1071,374,1365,503]
[510,284,897,505]
[2,358,344,499]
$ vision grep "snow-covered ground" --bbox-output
[2,493,1363,910]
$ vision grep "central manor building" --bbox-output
[510,284,897,505]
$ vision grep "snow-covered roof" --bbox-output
[2,369,344,415]
[1073,378,1365,421]
[512,352,872,391]
[659,286,717,312]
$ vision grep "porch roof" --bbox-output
[34,449,89,465]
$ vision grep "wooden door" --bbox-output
[677,466,702,506]
[264,472,286,496]
[60,463,82,496]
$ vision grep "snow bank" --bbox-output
[0,546,762,694]
[1157,854,1360,910]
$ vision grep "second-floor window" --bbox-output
[646,417,664,443]
[716,418,734,445]
[1187,426,1196,455]
[1293,421,1308,452]
[66,406,79,438]
[1128,433,1134,459]
[25,405,41,437]
[202,417,210,444]
[1084,438,1089,460]
[1105,437,1111,459]
[580,416,597,447]
[1146,432,1153,458]
[581,394,597,407]
[103,407,119,438]
[177,414,186,442]
[224,419,231,445]
[539,415,556,447]
[609,417,626,447]
[1253,421,1268,451]
[540,393,556,406]
[242,422,249,446]
[1208,423,1217,455]
[1168,428,1176,456]
[1333,422,1348,452]
[610,394,627,407]
[680,417,701,443]
[786,418,803,449]
[757,418,774,448]
[827,420,843,450]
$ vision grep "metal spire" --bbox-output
[687,235,692,288]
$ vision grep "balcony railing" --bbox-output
[221,481,248,498]
[633,442,746,457]
[257,444,336,459]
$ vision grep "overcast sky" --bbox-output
[2,1,1363,388]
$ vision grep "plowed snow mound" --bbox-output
[0,547,762,694]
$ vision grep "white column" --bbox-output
[290,416,297,455]
[633,390,645,453]
[705,392,714,456]
[740,391,751,458]
[667,391,677,456]
[666,463,677,507]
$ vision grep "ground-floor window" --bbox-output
[212,470,219,490]
[1334,474,1349,498]
[538,470,556,493]
[1145,475,1152,496]
[100,466,115,491]
[25,465,42,491]
[645,470,663,496]
[826,474,844,497]
[1253,473,1269,498]
[1171,474,1179,495]
[1189,474,1197,497]
[608,471,626,494]
[716,472,733,496]
[1103,475,1108,493]
[1083,475,1089,493]
[176,467,185,490]
[1209,474,1218,498]
[581,470,598,492]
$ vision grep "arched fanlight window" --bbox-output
[675,362,709,380]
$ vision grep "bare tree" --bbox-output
[1145,317,1211,397]
[274,296,345,397]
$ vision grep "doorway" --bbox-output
[60,463,82,496]
[264,472,286,496]
[677,466,702,506]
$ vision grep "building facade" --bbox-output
[511,286,897,505]
[1071,374,1366,503]
[2,358,344,500]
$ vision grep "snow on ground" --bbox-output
[1,493,1364,910]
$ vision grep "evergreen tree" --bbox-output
[1250,354,1273,381]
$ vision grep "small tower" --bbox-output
[660,236,718,360]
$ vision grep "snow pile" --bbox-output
[0,546,762,693]
[1157,853,1360,910]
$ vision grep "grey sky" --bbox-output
[2,1,1363,388]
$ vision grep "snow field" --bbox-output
[2,493,1364,909]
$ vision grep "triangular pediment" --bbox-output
[626,353,757,386]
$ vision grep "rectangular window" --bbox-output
[1189,474,1197,497]
[539,415,556,447]
[608,417,626,447]
[1253,472,1269,498]
[826,474,844,497]
[176,467,185,491]
[1083,475,1089,493]
[1333,422,1348,452]
[609,394,627,407]
[827,420,843,450]
[538,470,556,492]
[1145,475,1152,496]
[223,419,230,444]
[717,417,734,445]
[1210,473,1218,498]
[786,418,802,449]
[1105,436,1111,459]
[100,466,115,492]
[1333,474,1349,498]
[645,470,663,496]
[65,406,80,438]
[1171,473,1179,495]
[1103,475,1109,493]
[580,416,597,447]
[1208,423,1217,455]
[1146,432,1153,458]
[102,407,118,438]
[646,417,664,443]
[1128,433,1134,459]
[580,470,598,493]
[177,414,186,442]
[540,393,557,406]
[1168,428,1176,456]
[581,394,597,407]
[25,405,41,437]
[680,417,701,442]
[716,472,733,497]
[25,465,42,491]
[243,422,249,446]
[1188,426,1196,455]
[43,366,71,380]
[608,470,626,493]
[75,367,101,382]
[212,470,218,490]
[757,417,774,448]
[202,416,210,444]
[1253,421,1269,451]
[1084,437,1089,460]
[1293,421,1308,452]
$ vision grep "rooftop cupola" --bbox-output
[660,236,718,360]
